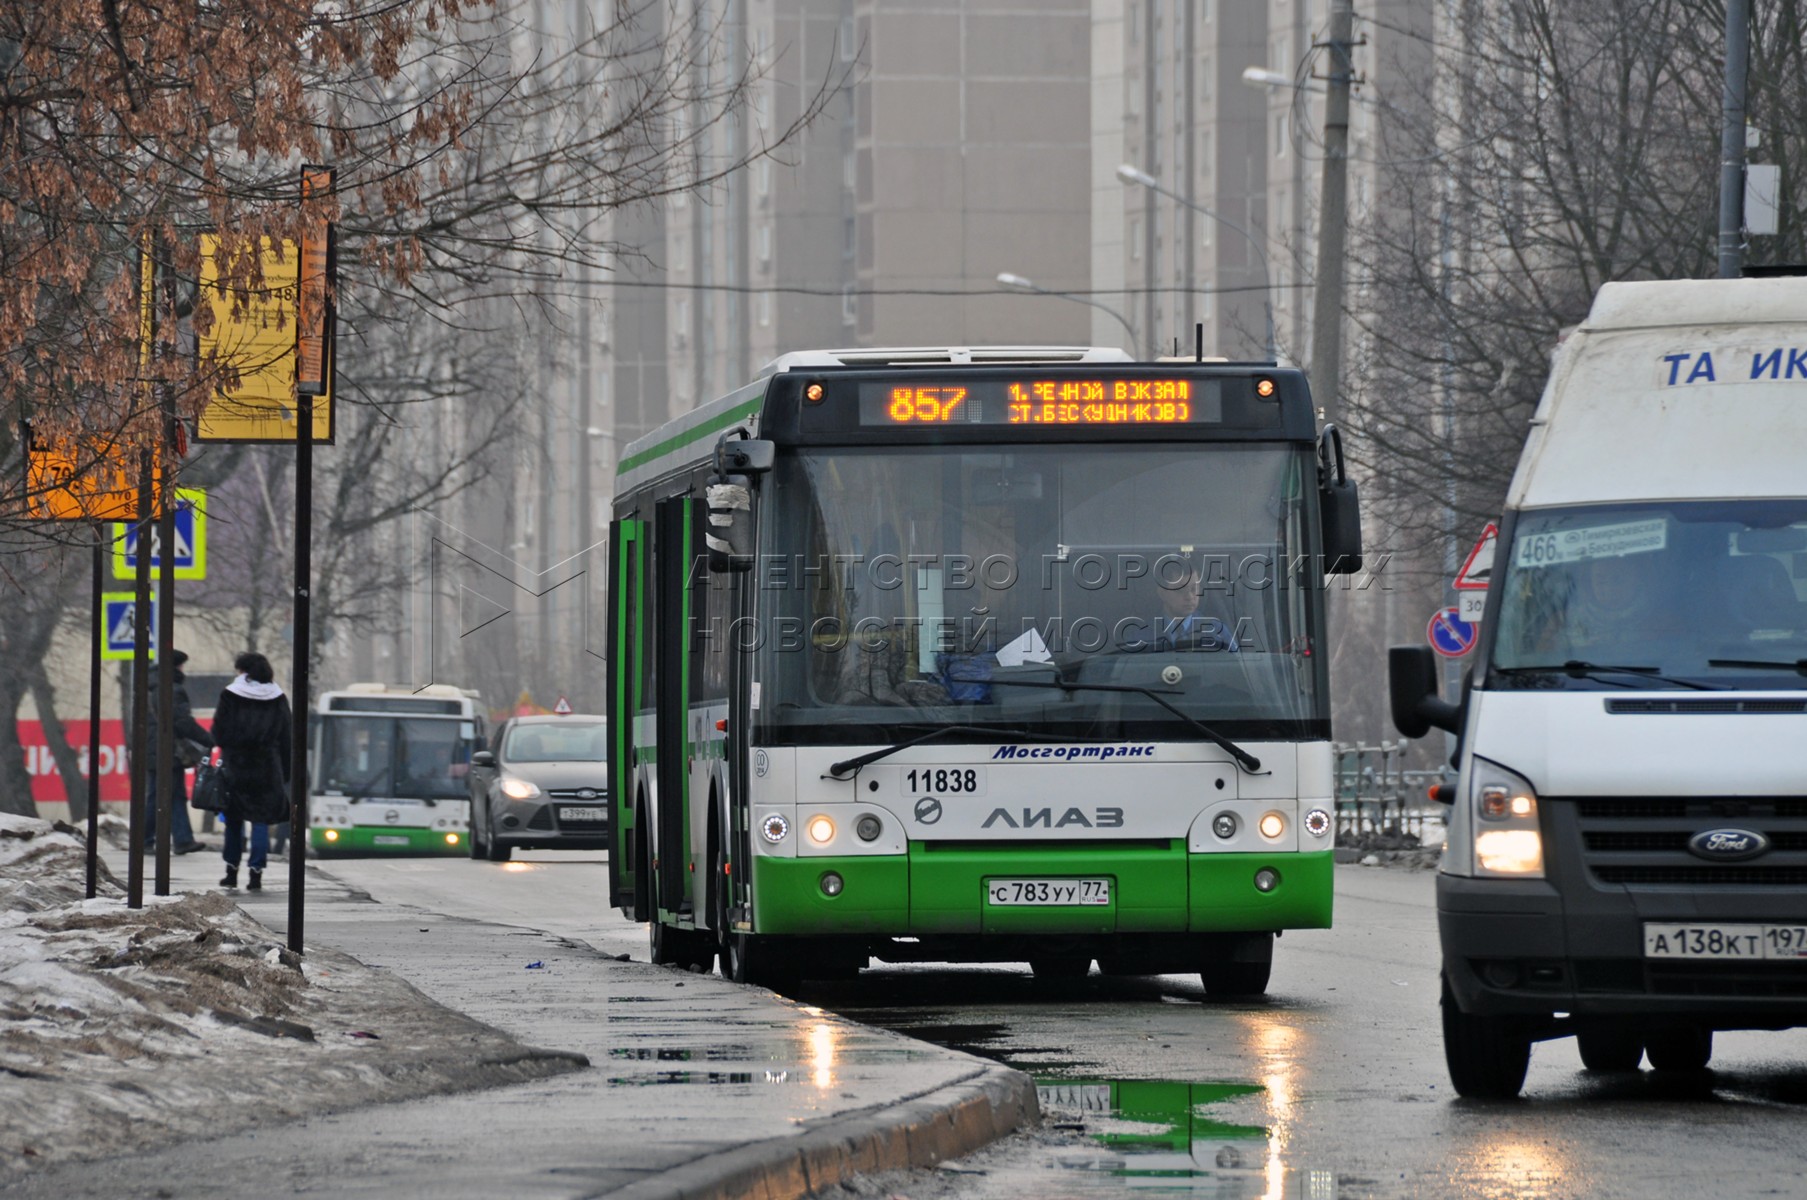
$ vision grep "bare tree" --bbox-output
[1347,0,1807,553]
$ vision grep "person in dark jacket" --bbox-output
[145,649,214,854]
[211,652,292,891]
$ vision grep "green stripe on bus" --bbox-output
[310,826,467,855]
[617,396,764,476]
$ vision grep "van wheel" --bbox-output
[1645,1026,1712,1071]
[1576,1027,1643,1072]
[1441,978,1531,1099]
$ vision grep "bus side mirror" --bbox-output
[1389,645,1462,737]
[1317,424,1362,574]
[718,438,774,474]
[706,474,755,572]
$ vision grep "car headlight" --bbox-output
[500,776,542,800]
[1469,758,1543,877]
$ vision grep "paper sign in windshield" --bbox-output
[1514,518,1667,568]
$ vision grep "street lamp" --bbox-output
[995,272,1139,354]
[1115,163,1277,362]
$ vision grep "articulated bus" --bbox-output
[607,347,1363,992]
[308,683,485,855]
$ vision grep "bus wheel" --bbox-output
[1198,933,1273,998]
[1645,1026,1712,1072]
[1030,956,1093,982]
[1576,1026,1644,1072]
[651,917,715,972]
[725,932,797,992]
[1441,978,1531,1099]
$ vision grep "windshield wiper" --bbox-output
[985,679,1262,773]
[1494,662,1722,691]
[825,725,1073,780]
[1708,657,1807,676]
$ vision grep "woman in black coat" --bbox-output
[211,652,292,891]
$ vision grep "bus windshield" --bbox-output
[318,715,472,800]
[752,443,1326,743]
[1489,499,1807,689]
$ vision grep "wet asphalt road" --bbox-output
[323,853,1807,1200]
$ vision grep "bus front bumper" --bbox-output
[310,825,468,855]
[751,844,1332,938]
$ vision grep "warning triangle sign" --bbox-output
[553,696,573,715]
[1454,523,1498,590]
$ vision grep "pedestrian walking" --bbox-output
[211,652,292,892]
[144,649,213,854]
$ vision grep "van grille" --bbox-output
[1563,796,1807,889]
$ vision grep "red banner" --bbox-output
[15,719,218,805]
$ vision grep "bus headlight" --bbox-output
[324,829,339,842]
[1303,808,1332,838]
[807,815,835,845]
[1258,812,1286,840]
[761,814,790,843]
[500,776,542,800]
[1470,759,1543,877]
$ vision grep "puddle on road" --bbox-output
[1036,1077,1337,1198]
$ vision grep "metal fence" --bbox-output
[1331,742,1454,843]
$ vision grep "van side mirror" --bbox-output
[1317,425,1362,574]
[1389,645,1462,737]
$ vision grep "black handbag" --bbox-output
[190,760,228,813]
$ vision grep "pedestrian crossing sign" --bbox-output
[112,488,206,581]
[101,593,159,661]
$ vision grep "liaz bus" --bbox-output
[607,347,1362,992]
[307,683,486,855]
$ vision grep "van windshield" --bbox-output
[1489,500,1807,689]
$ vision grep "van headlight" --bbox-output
[1469,759,1543,877]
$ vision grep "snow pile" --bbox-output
[0,814,583,1182]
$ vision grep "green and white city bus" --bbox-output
[308,683,486,855]
[606,347,1363,992]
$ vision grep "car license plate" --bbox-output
[987,878,1110,906]
[559,806,607,822]
[900,766,986,797]
[373,835,411,846]
[1644,923,1807,960]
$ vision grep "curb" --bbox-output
[611,1062,1041,1200]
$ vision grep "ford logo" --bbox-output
[576,788,598,800]
[1688,828,1770,861]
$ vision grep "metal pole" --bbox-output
[127,449,153,909]
[153,394,177,895]
[288,391,312,954]
[1309,0,1355,423]
[1718,0,1750,279]
[87,523,104,899]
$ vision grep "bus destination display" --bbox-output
[857,377,1226,427]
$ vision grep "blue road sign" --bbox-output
[1427,606,1478,658]
[112,488,206,580]
[101,593,158,661]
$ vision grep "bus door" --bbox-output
[606,517,645,914]
[653,497,695,917]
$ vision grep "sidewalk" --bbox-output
[6,835,1036,1199]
